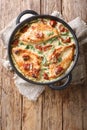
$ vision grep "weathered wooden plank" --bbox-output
[62,0,87,130]
[21,1,42,130]
[81,51,87,130]
[0,0,87,130]
[0,1,3,129]
[20,0,40,14]
[62,85,83,130]
[41,0,62,14]
[1,75,22,130]
[22,96,43,130]
[0,0,22,130]
[81,83,87,130]
[62,0,87,22]
[82,27,87,130]
[0,42,2,130]
[40,0,63,130]
[41,87,63,130]
[22,0,63,130]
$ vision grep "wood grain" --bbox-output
[0,41,2,130]
[81,47,87,130]
[62,1,87,130]
[41,88,63,130]
[0,0,87,130]
[62,85,83,130]
[20,0,40,14]
[0,0,22,130]
[40,1,63,130]
[62,0,87,22]
[41,0,62,14]
[0,0,3,126]
[21,1,41,130]
[22,96,43,130]
[1,75,22,130]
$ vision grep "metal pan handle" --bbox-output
[48,73,72,90]
[16,10,38,24]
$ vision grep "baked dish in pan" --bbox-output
[11,18,76,83]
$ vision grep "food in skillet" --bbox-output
[11,18,76,82]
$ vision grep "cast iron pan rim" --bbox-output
[8,15,79,85]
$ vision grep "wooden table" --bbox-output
[0,0,87,130]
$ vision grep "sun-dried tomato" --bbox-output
[32,68,40,78]
[43,45,52,51]
[61,37,71,43]
[31,26,36,29]
[55,66,63,75]
[35,45,42,51]
[59,24,68,32]
[20,25,28,33]
[22,55,30,61]
[43,73,49,80]
[12,39,19,46]
[50,20,57,27]
[36,32,44,38]
[23,63,30,70]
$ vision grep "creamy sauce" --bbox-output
[11,18,76,83]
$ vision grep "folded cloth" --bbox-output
[0,11,87,101]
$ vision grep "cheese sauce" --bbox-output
[11,18,76,83]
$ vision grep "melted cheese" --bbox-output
[20,22,59,44]
[11,18,76,82]
[49,45,74,79]
[12,47,42,79]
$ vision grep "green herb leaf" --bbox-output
[42,68,47,71]
[49,37,58,44]
[51,46,55,52]
[38,51,42,54]
[25,45,30,49]
[58,41,62,45]
[61,32,69,36]
[58,57,62,62]
[47,31,54,36]
[25,45,35,50]
[42,56,47,65]
[30,45,34,49]
[70,36,74,39]
[19,42,24,45]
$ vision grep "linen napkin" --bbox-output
[0,11,87,101]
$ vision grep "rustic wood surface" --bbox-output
[0,0,87,130]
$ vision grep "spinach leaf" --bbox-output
[49,37,58,44]
[47,31,54,36]
[19,42,24,45]
[25,45,35,50]
[58,57,62,62]
[58,41,62,45]
[25,45,29,49]
[70,36,74,39]
[38,51,42,54]
[51,46,55,52]
[42,56,47,65]
[61,32,69,36]
[42,68,47,71]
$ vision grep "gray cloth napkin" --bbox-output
[0,11,87,101]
